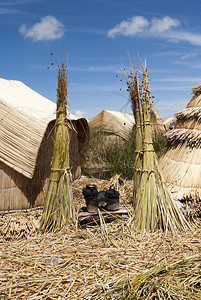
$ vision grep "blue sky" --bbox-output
[1,0,201,120]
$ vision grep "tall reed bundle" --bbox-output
[125,60,190,232]
[40,62,75,231]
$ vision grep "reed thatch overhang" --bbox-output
[159,84,201,199]
[89,110,135,141]
[0,78,89,179]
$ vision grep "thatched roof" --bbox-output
[150,104,166,134]
[159,84,201,199]
[0,78,89,179]
[89,107,165,142]
[89,110,135,141]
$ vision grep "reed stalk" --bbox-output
[129,71,143,204]
[40,62,75,231]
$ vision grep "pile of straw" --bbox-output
[0,176,200,299]
[92,253,201,299]
[0,209,40,241]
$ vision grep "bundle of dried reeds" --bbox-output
[40,62,75,231]
[0,210,40,241]
[125,60,190,233]
[93,252,201,299]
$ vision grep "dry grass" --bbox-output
[92,253,201,299]
[0,176,200,299]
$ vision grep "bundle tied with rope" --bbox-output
[40,61,76,231]
[124,59,190,233]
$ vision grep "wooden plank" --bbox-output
[78,207,128,226]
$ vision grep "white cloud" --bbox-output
[108,16,149,38]
[19,15,65,41]
[153,51,180,57]
[74,110,85,117]
[70,65,120,73]
[156,76,201,82]
[0,8,19,14]
[165,31,201,46]
[181,53,196,60]
[108,15,179,38]
[150,16,180,33]
[107,15,201,46]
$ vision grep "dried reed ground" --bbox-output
[0,176,200,299]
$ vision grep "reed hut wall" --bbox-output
[0,118,89,212]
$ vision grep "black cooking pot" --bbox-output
[83,184,119,213]
[83,184,98,199]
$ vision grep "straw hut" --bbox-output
[159,84,201,199]
[150,104,166,135]
[0,78,89,212]
[89,110,135,142]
